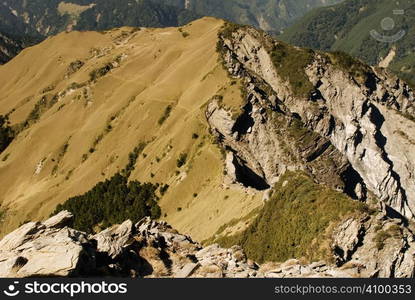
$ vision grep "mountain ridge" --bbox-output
[0,18,414,277]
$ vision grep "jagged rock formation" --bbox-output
[1,211,413,278]
[0,211,95,277]
[210,25,415,219]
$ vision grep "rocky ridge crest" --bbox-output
[0,211,414,278]
[209,25,415,219]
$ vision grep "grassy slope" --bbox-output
[210,172,369,263]
[280,0,415,86]
[0,18,263,240]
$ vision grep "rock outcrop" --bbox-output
[0,211,96,277]
[0,211,414,278]
[210,25,415,219]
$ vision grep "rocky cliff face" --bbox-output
[1,211,413,278]
[209,25,415,220]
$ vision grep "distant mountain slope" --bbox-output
[280,0,415,86]
[186,0,343,34]
[0,0,341,63]
[0,6,41,64]
[0,33,22,64]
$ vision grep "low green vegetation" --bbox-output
[53,173,161,233]
[373,230,391,251]
[328,51,370,84]
[66,60,84,77]
[373,224,402,250]
[0,115,14,154]
[176,152,188,168]
[121,142,147,177]
[213,171,368,263]
[0,207,6,224]
[178,27,190,38]
[89,62,115,82]
[269,42,315,98]
[22,94,59,128]
[158,105,173,125]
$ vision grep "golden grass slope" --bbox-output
[0,17,263,240]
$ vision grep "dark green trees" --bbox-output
[0,115,14,154]
[54,173,161,233]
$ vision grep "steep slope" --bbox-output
[0,18,263,240]
[280,0,415,87]
[215,23,415,220]
[0,0,198,64]
[1,19,414,276]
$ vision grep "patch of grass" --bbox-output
[373,230,391,251]
[269,42,315,98]
[51,141,70,175]
[214,171,367,263]
[398,111,415,123]
[328,51,371,85]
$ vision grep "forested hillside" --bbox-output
[281,0,415,86]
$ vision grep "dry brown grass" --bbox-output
[0,18,263,241]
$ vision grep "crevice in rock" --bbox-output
[365,72,378,95]
[232,102,254,135]
[306,141,331,162]
[341,165,367,200]
[385,206,409,227]
[231,153,270,191]
[369,104,410,212]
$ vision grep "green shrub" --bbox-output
[0,115,14,154]
[159,184,169,196]
[176,152,188,168]
[158,105,173,125]
[89,63,114,82]
[121,142,147,177]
